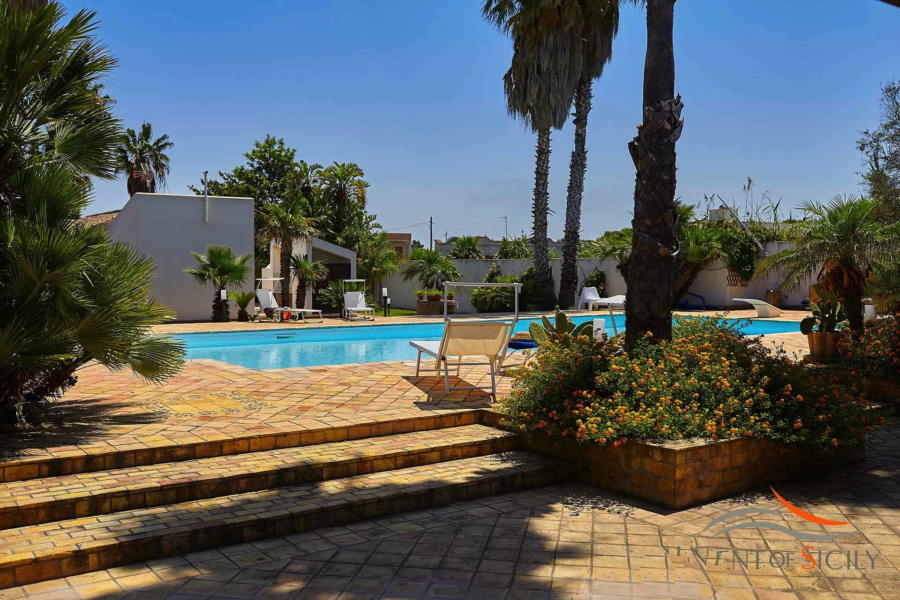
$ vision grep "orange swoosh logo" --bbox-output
[771,487,849,526]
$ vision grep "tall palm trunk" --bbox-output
[532,128,556,310]
[558,77,592,308]
[625,0,683,349]
[280,237,293,307]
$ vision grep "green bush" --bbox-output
[471,275,519,312]
[503,317,881,450]
[580,269,606,296]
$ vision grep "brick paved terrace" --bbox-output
[1,309,865,600]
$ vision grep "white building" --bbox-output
[81,193,255,321]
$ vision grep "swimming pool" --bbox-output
[178,316,801,370]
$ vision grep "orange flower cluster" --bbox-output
[836,317,899,382]
[502,316,882,451]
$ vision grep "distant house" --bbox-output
[80,193,255,321]
[434,235,564,258]
[385,232,412,257]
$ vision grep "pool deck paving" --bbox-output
[2,309,871,599]
[2,424,899,599]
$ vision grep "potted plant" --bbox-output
[800,292,846,358]
[447,291,455,300]
[415,289,426,301]
[426,289,442,301]
[228,291,256,322]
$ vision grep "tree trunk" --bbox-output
[296,280,307,309]
[532,128,556,310]
[842,292,865,340]
[126,170,154,197]
[280,237,293,308]
[625,0,683,349]
[212,290,225,322]
[558,78,593,309]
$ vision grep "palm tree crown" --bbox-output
[449,236,484,259]
[290,256,328,309]
[116,122,173,196]
[401,248,462,290]
[257,195,317,308]
[184,245,251,321]
[758,195,897,335]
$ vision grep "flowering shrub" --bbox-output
[836,317,900,382]
[502,317,881,450]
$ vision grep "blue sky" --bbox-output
[72,0,898,242]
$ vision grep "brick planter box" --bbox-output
[518,429,863,509]
[416,299,455,315]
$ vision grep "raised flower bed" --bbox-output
[499,315,880,509]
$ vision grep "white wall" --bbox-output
[383,241,811,314]
[106,193,255,321]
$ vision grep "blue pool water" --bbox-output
[178,316,801,370]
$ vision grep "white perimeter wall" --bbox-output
[382,241,811,313]
[106,193,255,321]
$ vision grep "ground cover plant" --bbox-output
[503,317,882,450]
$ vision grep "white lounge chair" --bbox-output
[255,290,323,322]
[586,294,626,335]
[343,291,375,321]
[732,298,782,318]
[410,320,514,399]
[578,286,602,310]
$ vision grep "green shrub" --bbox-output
[503,317,881,450]
[471,275,519,312]
[580,269,606,296]
[483,262,503,283]
[836,317,899,381]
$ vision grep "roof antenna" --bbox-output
[202,170,209,224]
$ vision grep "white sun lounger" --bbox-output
[255,290,323,322]
[410,320,513,399]
[732,298,782,318]
[578,286,602,309]
[343,291,376,321]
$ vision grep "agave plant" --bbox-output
[528,308,594,346]
[228,291,256,322]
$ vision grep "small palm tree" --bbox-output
[116,122,174,196]
[185,246,251,321]
[227,291,256,322]
[496,235,533,259]
[257,196,316,307]
[758,195,897,336]
[290,256,328,309]
[448,236,484,259]
[401,248,462,290]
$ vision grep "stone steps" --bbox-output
[0,410,484,483]
[0,451,565,589]
[0,424,518,529]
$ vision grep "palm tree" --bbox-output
[558,0,620,308]
[357,231,400,297]
[625,0,684,348]
[0,2,120,207]
[448,236,484,259]
[758,195,896,337]
[1,2,183,425]
[256,196,316,307]
[496,235,534,259]
[185,246,251,321]
[116,122,174,196]
[483,0,583,310]
[290,256,328,309]
[401,248,462,290]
